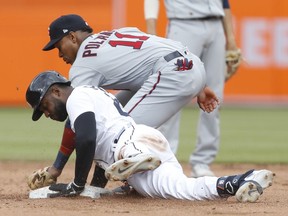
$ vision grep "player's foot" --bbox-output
[236,169,275,202]
[105,154,161,181]
[216,169,275,203]
[191,164,215,178]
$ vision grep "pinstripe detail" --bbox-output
[128,72,161,114]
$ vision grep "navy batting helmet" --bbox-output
[26,70,71,121]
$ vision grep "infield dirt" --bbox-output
[0,161,287,216]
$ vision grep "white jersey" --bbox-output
[65,86,219,200]
[66,85,136,169]
[69,27,185,90]
[164,0,224,19]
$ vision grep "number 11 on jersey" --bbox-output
[109,32,149,49]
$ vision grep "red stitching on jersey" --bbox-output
[128,72,161,114]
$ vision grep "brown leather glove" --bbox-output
[225,49,242,82]
[27,166,57,190]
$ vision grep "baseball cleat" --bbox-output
[105,154,161,181]
[235,181,262,202]
[217,169,275,203]
[236,169,275,203]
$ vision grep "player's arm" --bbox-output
[49,119,76,178]
[48,112,96,196]
[144,0,160,35]
[73,111,96,187]
[222,0,242,81]
[222,0,237,50]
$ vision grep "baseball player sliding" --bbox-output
[26,71,274,202]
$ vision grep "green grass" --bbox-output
[177,106,288,163]
[0,107,287,164]
[0,108,63,161]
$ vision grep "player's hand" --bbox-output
[48,182,84,198]
[197,87,220,113]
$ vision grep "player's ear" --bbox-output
[50,85,61,97]
[68,31,77,44]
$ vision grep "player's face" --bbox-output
[39,90,68,122]
[55,34,78,65]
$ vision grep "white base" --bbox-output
[29,185,113,199]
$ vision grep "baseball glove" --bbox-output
[225,49,242,82]
[27,166,57,190]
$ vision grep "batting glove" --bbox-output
[48,181,84,198]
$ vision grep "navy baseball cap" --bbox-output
[43,14,92,51]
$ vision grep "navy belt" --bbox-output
[164,51,183,62]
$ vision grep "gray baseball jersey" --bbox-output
[69,27,207,141]
[66,85,219,200]
[71,27,189,90]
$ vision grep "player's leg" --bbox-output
[128,160,220,200]
[128,162,275,202]
[107,124,275,202]
[166,19,205,57]
[105,124,163,181]
[189,20,226,177]
[107,125,212,199]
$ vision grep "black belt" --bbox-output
[164,51,183,62]
[170,16,222,21]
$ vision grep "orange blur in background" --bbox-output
[1,0,288,106]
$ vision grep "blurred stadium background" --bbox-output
[0,0,287,163]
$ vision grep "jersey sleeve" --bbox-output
[223,0,230,9]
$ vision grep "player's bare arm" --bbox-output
[222,0,242,81]
[222,2,237,51]
[144,0,159,35]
